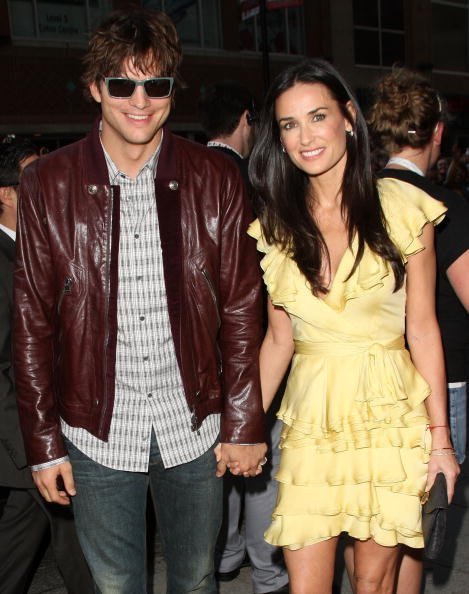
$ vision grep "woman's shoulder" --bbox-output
[247,218,282,255]
[377,177,446,218]
[377,177,447,261]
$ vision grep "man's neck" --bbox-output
[0,214,16,233]
[387,146,432,176]
[210,134,246,158]
[100,127,163,179]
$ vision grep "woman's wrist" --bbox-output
[429,425,453,448]
[429,424,449,431]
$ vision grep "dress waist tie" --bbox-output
[294,336,405,356]
[294,337,408,418]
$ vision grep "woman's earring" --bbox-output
[346,129,354,137]
[281,144,286,153]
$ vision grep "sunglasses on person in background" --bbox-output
[104,77,174,99]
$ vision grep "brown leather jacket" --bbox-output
[13,121,265,466]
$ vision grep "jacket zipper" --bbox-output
[99,188,113,432]
[201,268,221,328]
[200,268,223,376]
[57,276,73,313]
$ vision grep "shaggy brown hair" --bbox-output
[82,8,183,99]
[368,68,445,155]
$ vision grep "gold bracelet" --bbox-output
[430,450,455,456]
[429,425,449,431]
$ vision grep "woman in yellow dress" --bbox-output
[248,59,460,594]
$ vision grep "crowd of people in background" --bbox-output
[418,140,469,199]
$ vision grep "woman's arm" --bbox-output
[446,249,469,312]
[260,297,295,412]
[405,223,460,501]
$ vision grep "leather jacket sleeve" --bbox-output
[13,165,67,466]
[217,167,266,444]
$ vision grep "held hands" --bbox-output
[32,461,76,505]
[214,442,268,478]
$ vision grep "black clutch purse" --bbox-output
[422,472,448,560]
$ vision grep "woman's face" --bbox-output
[275,82,353,182]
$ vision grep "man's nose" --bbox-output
[129,84,150,109]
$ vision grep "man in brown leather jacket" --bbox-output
[13,8,266,593]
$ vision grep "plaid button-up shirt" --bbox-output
[61,142,220,471]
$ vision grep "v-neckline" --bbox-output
[317,235,357,308]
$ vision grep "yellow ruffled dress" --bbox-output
[248,178,446,550]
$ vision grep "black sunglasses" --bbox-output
[104,77,174,99]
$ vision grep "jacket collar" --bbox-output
[83,117,109,185]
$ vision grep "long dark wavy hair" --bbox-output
[249,59,404,294]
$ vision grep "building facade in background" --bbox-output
[0,0,468,149]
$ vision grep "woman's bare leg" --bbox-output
[353,539,400,594]
[395,547,423,594]
[283,536,339,594]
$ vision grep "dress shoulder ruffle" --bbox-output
[248,219,390,313]
[247,218,300,308]
[378,177,446,263]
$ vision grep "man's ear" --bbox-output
[0,186,12,207]
[433,121,444,147]
[89,81,102,104]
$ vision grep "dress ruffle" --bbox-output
[248,219,392,313]
[248,182,446,311]
[378,177,446,262]
[247,185,446,550]
[278,341,431,436]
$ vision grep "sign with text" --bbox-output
[9,0,111,40]
[240,0,303,20]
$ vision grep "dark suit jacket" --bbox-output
[0,227,33,488]
[209,145,250,187]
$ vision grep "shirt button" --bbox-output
[147,393,153,398]
[139,315,145,321]
[134,233,140,239]
[137,275,143,281]
[143,356,149,361]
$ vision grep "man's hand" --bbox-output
[32,461,76,505]
[215,443,268,478]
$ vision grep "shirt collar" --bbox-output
[207,141,244,161]
[0,223,15,241]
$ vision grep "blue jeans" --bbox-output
[66,434,222,594]
[448,382,467,464]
